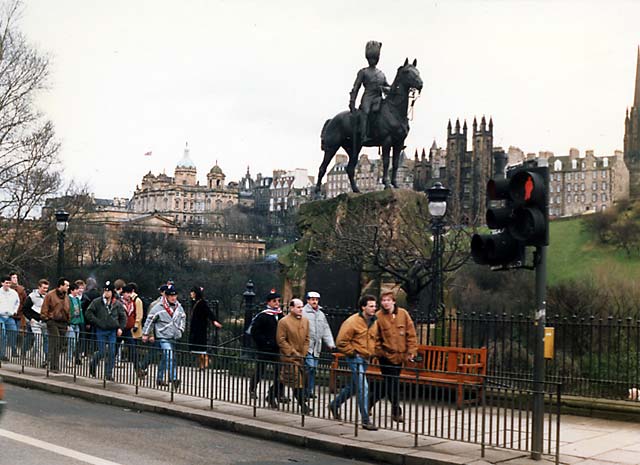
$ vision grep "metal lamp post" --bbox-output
[55,210,70,277]
[427,182,449,342]
[242,280,256,349]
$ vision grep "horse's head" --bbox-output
[394,58,423,93]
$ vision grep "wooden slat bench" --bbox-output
[329,344,487,408]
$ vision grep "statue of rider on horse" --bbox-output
[316,41,423,195]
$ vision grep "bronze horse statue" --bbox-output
[316,58,423,194]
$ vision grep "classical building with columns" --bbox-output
[129,144,238,227]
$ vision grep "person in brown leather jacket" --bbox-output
[370,289,417,423]
[329,294,381,431]
[40,278,70,372]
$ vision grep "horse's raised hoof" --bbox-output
[352,188,361,194]
[384,184,391,190]
[391,182,399,189]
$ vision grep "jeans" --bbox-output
[304,354,318,396]
[332,355,370,424]
[92,329,117,378]
[29,320,47,361]
[0,316,17,358]
[67,325,80,360]
[157,339,177,382]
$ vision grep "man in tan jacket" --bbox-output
[277,298,311,414]
[329,294,380,431]
[370,289,417,422]
[40,278,70,372]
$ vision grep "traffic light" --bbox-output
[471,164,548,268]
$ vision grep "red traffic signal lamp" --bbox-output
[508,169,548,246]
[471,165,548,268]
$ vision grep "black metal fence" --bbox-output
[0,330,560,462]
[205,295,640,401]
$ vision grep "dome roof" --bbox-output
[209,163,224,176]
[176,143,196,169]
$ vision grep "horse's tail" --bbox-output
[320,118,331,151]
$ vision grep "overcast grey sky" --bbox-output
[21,0,640,198]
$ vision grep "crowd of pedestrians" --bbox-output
[1,271,419,430]
[248,287,417,431]
[0,273,220,391]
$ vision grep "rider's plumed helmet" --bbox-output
[365,40,382,61]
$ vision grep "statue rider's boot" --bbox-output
[360,115,371,145]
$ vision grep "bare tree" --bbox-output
[0,1,62,272]
[301,191,472,310]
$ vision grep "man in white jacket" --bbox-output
[0,275,20,360]
[302,291,335,399]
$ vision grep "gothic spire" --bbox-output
[635,45,640,107]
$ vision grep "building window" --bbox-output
[592,183,597,191]
[574,194,579,202]
[581,183,585,191]
[592,193,597,202]
[602,182,607,190]
[567,184,572,192]
[567,195,571,203]
[602,170,607,178]
[581,194,585,202]
[592,171,597,179]
[603,158,609,167]
[602,193,607,202]
[567,172,572,180]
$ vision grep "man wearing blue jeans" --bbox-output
[0,276,20,361]
[329,294,380,431]
[302,291,335,399]
[85,281,126,381]
[142,285,185,390]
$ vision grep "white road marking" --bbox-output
[0,428,125,465]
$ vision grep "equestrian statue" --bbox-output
[316,41,423,194]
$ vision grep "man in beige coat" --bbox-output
[277,298,311,414]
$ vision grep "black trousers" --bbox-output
[370,357,402,414]
[250,351,283,401]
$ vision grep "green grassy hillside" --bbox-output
[548,216,640,283]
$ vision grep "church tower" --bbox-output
[624,47,640,198]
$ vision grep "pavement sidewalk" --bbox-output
[1,364,639,465]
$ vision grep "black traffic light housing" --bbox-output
[471,162,549,268]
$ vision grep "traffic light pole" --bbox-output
[531,245,547,460]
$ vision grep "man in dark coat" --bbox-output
[85,281,126,381]
[249,289,284,408]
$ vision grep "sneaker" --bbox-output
[105,375,114,382]
[266,396,279,409]
[89,364,96,377]
[328,402,341,420]
[249,390,258,400]
[136,368,147,379]
[392,414,404,423]
[278,395,290,404]
[172,379,181,390]
[362,422,378,431]
[157,380,169,387]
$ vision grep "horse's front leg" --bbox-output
[381,145,391,189]
[391,145,402,188]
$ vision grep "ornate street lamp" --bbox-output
[242,280,256,349]
[55,210,70,277]
[426,182,449,334]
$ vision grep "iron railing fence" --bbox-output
[230,306,640,400]
[0,330,560,462]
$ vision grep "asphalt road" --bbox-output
[0,384,373,465]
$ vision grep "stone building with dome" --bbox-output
[129,143,238,226]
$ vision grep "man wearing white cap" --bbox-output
[302,291,335,399]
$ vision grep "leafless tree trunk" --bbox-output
[0,1,62,272]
